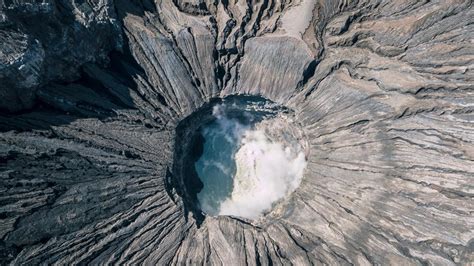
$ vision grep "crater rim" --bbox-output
[169,94,309,224]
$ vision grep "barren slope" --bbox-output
[0,0,473,264]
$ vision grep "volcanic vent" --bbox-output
[172,96,308,220]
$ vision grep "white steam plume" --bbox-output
[197,102,307,219]
[219,129,306,219]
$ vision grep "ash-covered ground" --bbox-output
[0,0,473,265]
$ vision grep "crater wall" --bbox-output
[0,0,473,264]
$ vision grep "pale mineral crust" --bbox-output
[0,0,473,265]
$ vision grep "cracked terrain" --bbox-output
[0,0,473,265]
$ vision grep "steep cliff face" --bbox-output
[1,0,473,264]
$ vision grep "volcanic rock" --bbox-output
[0,0,473,264]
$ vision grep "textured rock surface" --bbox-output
[0,0,121,112]
[1,0,473,264]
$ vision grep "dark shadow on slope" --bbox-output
[0,0,164,133]
[0,2,169,264]
[0,29,150,131]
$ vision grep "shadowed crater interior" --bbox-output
[173,95,308,220]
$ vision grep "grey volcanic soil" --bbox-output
[1,0,473,265]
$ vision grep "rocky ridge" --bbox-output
[0,0,473,264]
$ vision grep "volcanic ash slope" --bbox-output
[0,0,473,265]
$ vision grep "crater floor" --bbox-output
[0,0,473,265]
[180,96,306,219]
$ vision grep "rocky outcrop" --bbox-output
[1,0,473,264]
[0,0,121,112]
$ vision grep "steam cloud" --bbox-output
[196,103,307,219]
